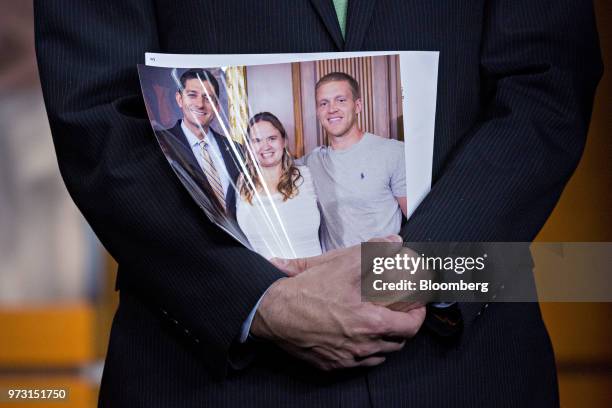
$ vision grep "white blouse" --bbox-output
[237,166,322,260]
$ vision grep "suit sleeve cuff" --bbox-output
[239,278,286,343]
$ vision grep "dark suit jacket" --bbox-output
[34,0,602,407]
[156,120,242,221]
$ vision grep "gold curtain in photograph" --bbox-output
[225,66,248,143]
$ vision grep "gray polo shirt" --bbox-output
[302,133,406,251]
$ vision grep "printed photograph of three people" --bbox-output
[139,55,416,260]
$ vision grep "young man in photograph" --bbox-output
[302,72,408,251]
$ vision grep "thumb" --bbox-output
[269,257,306,276]
[368,234,403,243]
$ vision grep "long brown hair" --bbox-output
[240,112,302,204]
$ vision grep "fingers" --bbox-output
[300,246,351,269]
[354,355,386,368]
[306,337,405,371]
[268,257,305,276]
[271,235,403,275]
[349,339,405,361]
[375,339,406,354]
[366,235,404,256]
[368,234,403,243]
[319,355,387,371]
[269,245,353,275]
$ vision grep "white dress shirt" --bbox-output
[181,121,232,196]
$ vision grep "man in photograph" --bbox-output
[156,68,241,219]
[302,72,407,251]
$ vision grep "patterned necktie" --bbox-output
[333,0,348,39]
[199,140,226,213]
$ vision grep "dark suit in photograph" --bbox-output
[156,119,242,222]
[34,0,602,407]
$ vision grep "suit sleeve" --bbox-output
[401,0,602,326]
[34,0,284,376]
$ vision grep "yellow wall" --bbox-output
[537,1,612,406]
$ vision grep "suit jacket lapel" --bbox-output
[169,120,202,175]
[309,0,345,50]
[344,0,377,51]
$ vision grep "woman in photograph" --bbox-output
[236,112,322,259]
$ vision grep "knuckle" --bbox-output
[368,313,388,335]
[347,344,363,357]
[340,358,358,369]
[349,343,377,358]
[361,343,378,357]
[386,340,404,352]
[344,323,360,339]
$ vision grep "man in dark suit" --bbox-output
[34,0,602,407]
[156,68,242,222]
